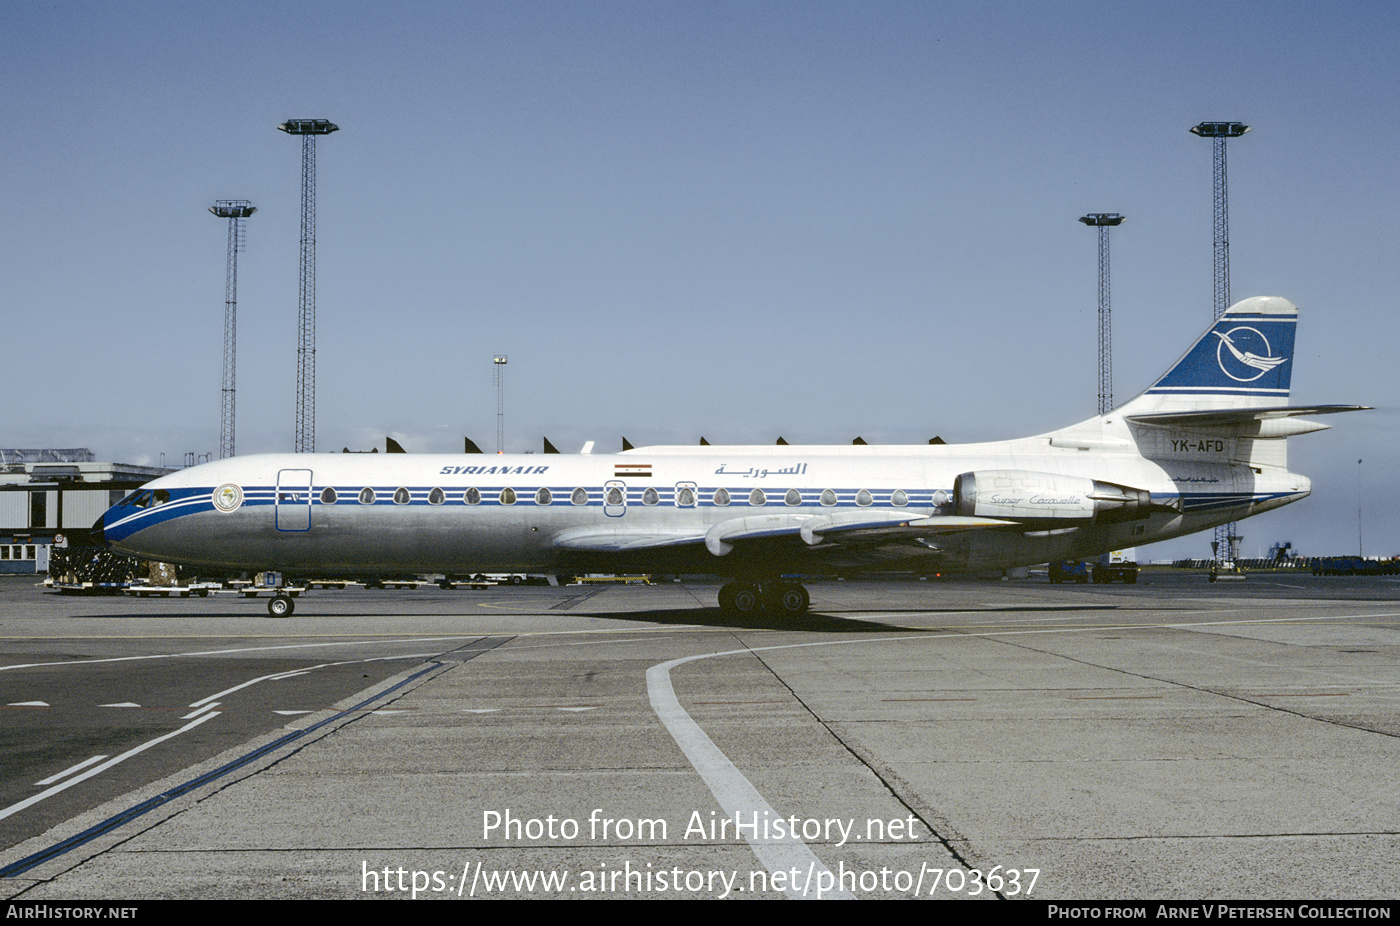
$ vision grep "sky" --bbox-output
[2,1,1396,561]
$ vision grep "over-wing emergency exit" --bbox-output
[97,297,1365,615]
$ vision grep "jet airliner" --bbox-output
[97,297,1364,616]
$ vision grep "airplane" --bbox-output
[96,296,1365,617]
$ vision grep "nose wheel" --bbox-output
[718,581,809,615]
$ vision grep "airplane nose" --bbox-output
[90,513,107,547]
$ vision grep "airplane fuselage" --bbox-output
[100,440,1305,579]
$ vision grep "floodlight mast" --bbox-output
[278,118,339,453]
[493,356,508,453]
[209,200,256,459]
[1078,213,1125,415]
[1192,121,1249,565]
[1190,122,1249,320]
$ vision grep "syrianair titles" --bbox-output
[98,296,1365,616]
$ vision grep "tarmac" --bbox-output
[1,573,1397,900]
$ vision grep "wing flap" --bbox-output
[552,526,707,552]
[555,512,1019,558]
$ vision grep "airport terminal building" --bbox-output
[0,449,167,574]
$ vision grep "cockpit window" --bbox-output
[123,490,153,509]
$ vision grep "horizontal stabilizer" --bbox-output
[1128,405,1370,427]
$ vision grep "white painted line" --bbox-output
[181,702,220,720]
[35,755,108,786]
[647,654,853,900]
[0,712,221,822]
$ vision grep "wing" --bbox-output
[551,511,1015,572]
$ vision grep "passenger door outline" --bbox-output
[276,469,313,532]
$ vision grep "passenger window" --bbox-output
[749,489,766,507]
[321,487,338,505]
[428,487,445,505]
[891,489,908,507]
[784,489,802,506]
[359,487,376,505]
[535,487,552,505]
[676,486,696,507]
[464,487,481,505]
[393,487,411,505]
[856,489,873,507]
[713,488,730,507]
[499,487,517,505]
[605,486,624,506]
[820,489,837,506]
[642,487,659,506]
[571,487,588,506]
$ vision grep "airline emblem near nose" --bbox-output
[213,484,243,512]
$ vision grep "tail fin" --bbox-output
[1118,296,1296,416]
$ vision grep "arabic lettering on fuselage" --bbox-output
[712,463,809,478]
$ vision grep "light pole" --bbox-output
[1192,121,1249,565]
[278,118,339,453]
[494,356,508,454]
[209,200,255,459]
[1079,213,1124,415]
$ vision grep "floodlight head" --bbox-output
[279,119,339,135]
[210,200,257,219]
[493,356,508,365]
[1190,122,1249,138]
[1079,213,1125,227]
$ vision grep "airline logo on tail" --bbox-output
[1142,297,1297,400]
[1213,327,1287,382]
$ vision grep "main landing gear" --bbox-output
[717,580,810,615]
